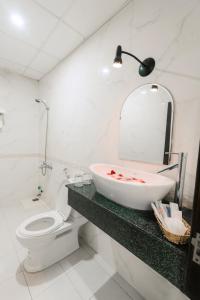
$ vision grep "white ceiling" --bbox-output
[0,0,129,80]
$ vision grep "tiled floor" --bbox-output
[0,197,144,300]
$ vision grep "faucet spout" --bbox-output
[157,163,178,174]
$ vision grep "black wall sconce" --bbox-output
[113,45,155,77]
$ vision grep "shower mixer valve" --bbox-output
[40,161,53,173]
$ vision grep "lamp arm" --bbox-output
[122,51,146,67]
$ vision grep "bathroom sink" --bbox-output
[90,164,175,210]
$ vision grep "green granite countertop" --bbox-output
[67,182,191,294]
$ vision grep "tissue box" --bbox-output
[155,215,191,245]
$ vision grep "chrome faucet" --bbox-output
[157,152,187,208]
[40,161,53,176]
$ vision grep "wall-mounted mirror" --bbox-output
[119,84,173,165]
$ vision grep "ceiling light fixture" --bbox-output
[10,13,25,29]
[113,45,155,77]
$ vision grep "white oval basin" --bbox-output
[90,164,175,210]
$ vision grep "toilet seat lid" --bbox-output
[17,210,64,237]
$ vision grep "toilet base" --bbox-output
[23,228,79,272]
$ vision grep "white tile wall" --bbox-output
[39,0,200,206]
[0,69,39,204]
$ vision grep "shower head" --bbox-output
[35,98,49,110]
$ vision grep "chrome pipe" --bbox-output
[157,152,187,208]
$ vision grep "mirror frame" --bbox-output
[119,83,174,165]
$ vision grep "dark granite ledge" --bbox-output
[67,182,191,293]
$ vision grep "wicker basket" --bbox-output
[155,215,191,245]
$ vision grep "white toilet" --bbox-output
[16,184,87,273]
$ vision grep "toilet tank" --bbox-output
[56,182,83,221]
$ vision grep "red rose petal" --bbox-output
[107,169,116,175]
